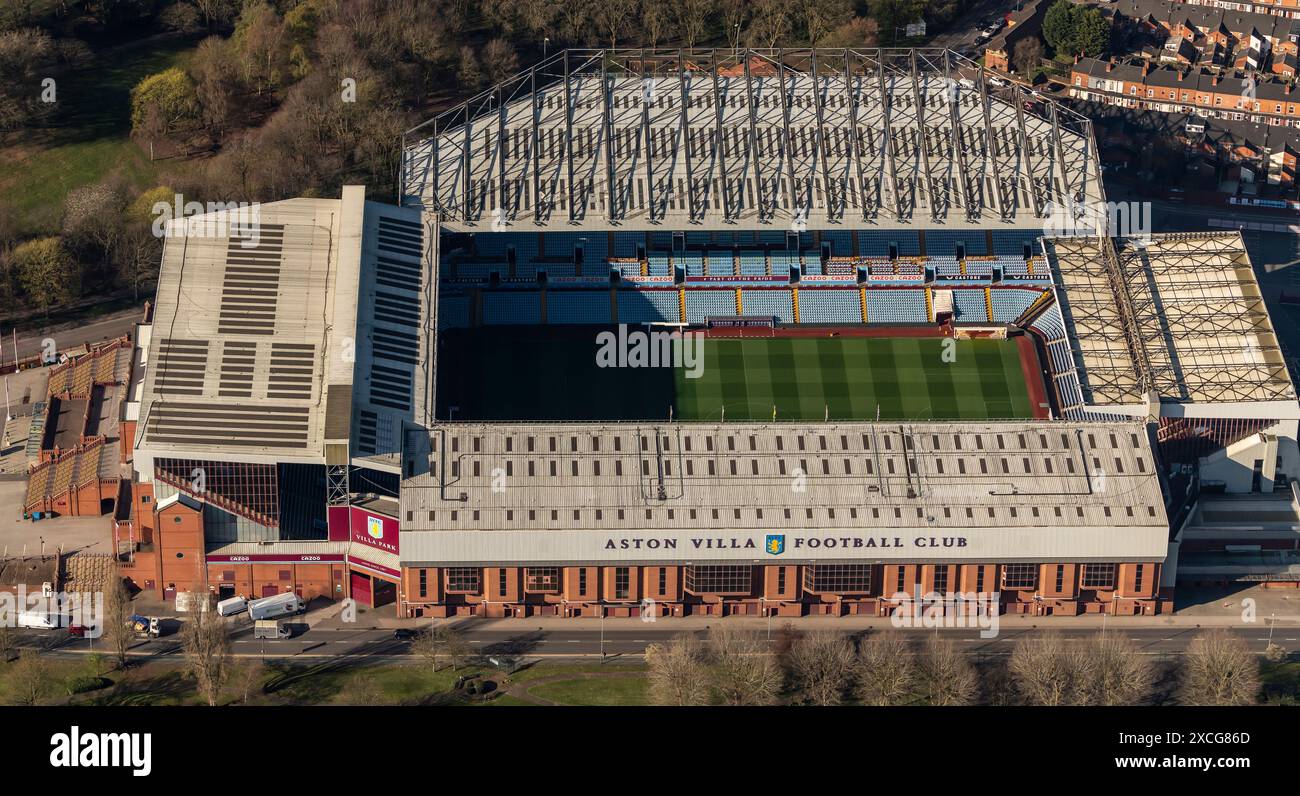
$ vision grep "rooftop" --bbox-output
[403,48,1103,232]
[1045,231,1297,407]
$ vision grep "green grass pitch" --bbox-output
[437,328,1035,422]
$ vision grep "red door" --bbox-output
[261,584,278,598]
[350,572,372,606]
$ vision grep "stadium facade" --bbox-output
[106,49,1299,616]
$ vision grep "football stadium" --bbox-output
[102,49,1300,619]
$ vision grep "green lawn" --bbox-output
[1,36,193,235]
[439,327,1035,421]
[527,676,649,706]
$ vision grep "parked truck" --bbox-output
[246,592,305,621]
[253,619,291,639]
[216,596,247,617]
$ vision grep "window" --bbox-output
[684,565,751,594]
[526,567,560,592]
[777,567,787,593]
[445,568,480,593]
[658,567,667,594]
[579,568,588,594]
[1134,564,1145,592]
[933,566,949,594]
[805,564,873,593]
[1002,564,1037,590]
[418,569,427,598]
[614,567,630,600]
[1082,564,1116,590]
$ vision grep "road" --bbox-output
[5,307,142,363]
[21,622,1299,663]
[927,1,1022,52]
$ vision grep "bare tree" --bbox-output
[411,624,445,672]
[482,39,520,85]
[99,569,133,670]
[917,636,978,705]
[646,634,710,705]
[436,625,472,670]
[232,660,265,705]
[594,0,638,50]
[1180,629,1259,706]
[180,595,231,706]
[1008,631,1085,706]
[0,623,15,662]
[673,0,712,49]
[707,625,783,705]
[800,0,853,47]
[786,630,855,706]
[855,630,916,705]
[640,0,668,49]
[720,0,748,49]
[3,650,51,705]
[1075,632,1155,706]
[747,0,793,50]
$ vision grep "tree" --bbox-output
[0,622,15,662]
[411,624,445,672]
[720,0,748,49]
[917,636,978,705]
[786,630,855,706]
[1008,631,1084,706]
[63,180,128,273]
[1077,633,1155,706]
[457,46,482,91]
[748,0,792,50]
[673,0,712,49]
[232,660,265,705]
[3,650,51,705]
[11,237,78,319]
[640,0,668,49]
[1074,9,1112,58]
[192,0,239,31]
[800,0,852,47]
[1181,629,1259,706]
[482,39,519,86]
[130,67,200,137]
[1041,0,1076,55]
[0,27,55,133]
[823,17,879,48]
[1012,37,1045,77]
[646,634,710,705]
[100,569,134,670]
[593,0,638,50]
[707,625,783,705]
[872,0,924,45]
[855,630,916,705]
[180,595,231,706]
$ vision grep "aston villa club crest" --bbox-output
[765,534,785,555]
[367,516,383,540]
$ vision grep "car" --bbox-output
[68,625,88,637]
[393,628,418,641]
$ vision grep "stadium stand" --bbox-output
[685,290,737,324]
[925,229,989,257]
[548,290,612,324]
[708,249,737,276]
[739,250,767,276]
[865,289,929,324]
[819,230,854,257]
[739,289,795,323]
[798,289,862,324]
[989,289,1046,323]
[951,289,990,322]
[438,295,472,329]
[617,289,680,323]
[483,292,542,325]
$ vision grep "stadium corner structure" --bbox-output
[102,49,1300,620]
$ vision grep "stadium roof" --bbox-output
[1044,232,1297,408]
[402,48,1104,232]
[398,420,1169,565]
[135,187,436,469]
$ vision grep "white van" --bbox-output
[216,596,247,617]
